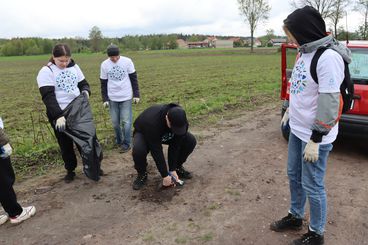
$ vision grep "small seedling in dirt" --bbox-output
[225,188,241,196]
[142,233,155,242]
[207,203,221,210]
[199,232,214,242]
[174,237,188,244]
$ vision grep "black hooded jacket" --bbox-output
[283,6,327,45]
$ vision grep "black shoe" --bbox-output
[64,171,76,183]
[176,166,192,179]
[132,172,147,190]
[270,213,303,232]
[291,228,324,245]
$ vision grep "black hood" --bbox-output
[67,59,76,68]
[283,6,327,45]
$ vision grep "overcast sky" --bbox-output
[0,0,362,39]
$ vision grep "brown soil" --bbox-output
[1,105,367,245]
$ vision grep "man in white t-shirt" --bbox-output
[269,6,351,245]
[100,44,140,152]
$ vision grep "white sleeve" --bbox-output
[36,67,55,88]
[74,64,86,82]
[127,58,136,74]
[0,117,3,129]
[100,62,108,80]
[317,50,344,94]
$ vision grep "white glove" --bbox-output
[82,90,89,99]
[55,116,66,132]
[303,140,319,163]
[103,101,109,109]
[133,97,140,104]
[0,143,12,158]
[281,108,289,127]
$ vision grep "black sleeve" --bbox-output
[39,86,63,120]
[78,79,90,95]
[146,136,169,178]
[100,78,109,102]
[128,72,140,98]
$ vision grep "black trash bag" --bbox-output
[62,93,102,181]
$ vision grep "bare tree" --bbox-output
[329,0,350,38]
[237,0,271,52]
[290,0,334,19]
[354,0,368,39]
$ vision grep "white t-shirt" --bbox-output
[100,56,135,102]
[289,49,344,144]
[36,63,85,110]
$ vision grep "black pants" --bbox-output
[132,132,196,174]
[0,157,22,217]
[54,129,81,172]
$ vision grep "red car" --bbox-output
[280,41,368,140]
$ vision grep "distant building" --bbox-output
[204,36,217,47]
[214,40,234,48]
[176,39,188,49]
[243,37,262,47]
[187,41,209,48]
[268,38,287,46]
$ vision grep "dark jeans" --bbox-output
[54,129,81,172]
[132,132,196,175]
[0,157,22,217]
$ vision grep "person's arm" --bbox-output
[310,93,342,142]
[100,62,109,102]
[37,67,63,121]
[100,78,109,102]
[78,79,91,96]
[74,64,90,95]
[39,86,63,120]
[145,134,169,178]
[310,50,344,142]
[304,51,344,163]
[129,72,140,98]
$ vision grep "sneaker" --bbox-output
[0,214,8,226]
[291,228,324,245]
[121,144,131,153]
[176,166,192,179]
[64,171,76,183]
[10,206,36,224]
[270,213,303,232]
[132,172,148,190]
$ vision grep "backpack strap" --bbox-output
[310,47,328,84]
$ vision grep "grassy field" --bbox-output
[0,48,284,175]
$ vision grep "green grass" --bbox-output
[0,48,282,175]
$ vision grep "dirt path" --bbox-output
[1,105,367,245]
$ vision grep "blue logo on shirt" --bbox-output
[290,60,307,95]
[56,70,78,93]
[108,66,126,81]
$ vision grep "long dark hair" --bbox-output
[48,44,71,64]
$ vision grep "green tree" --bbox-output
[355,0,368,39]
[88,26,103,52]
[237,0,271,52]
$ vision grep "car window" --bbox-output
[350,48,368,84]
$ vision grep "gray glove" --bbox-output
[55,116,66,132]
[0,143,12,158]
[303,140,319,163]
